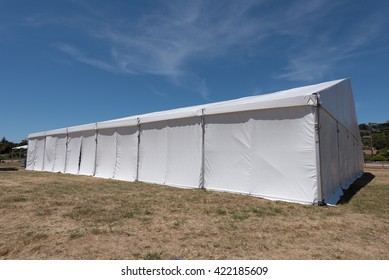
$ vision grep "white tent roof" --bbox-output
[28,78,348,138]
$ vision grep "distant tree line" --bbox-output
[359,122,389,161]
[0,137,28,159]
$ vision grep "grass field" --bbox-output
[0,167,388,260]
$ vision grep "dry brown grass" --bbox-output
[0,168,388,260]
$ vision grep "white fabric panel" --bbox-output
[26,138,38,170]
[204,113,251,193]
[43,135,56,171]
[338,125,348,186]
[53,134,67,173]
[95,128,116,179]
[205,106,317,204]
[138,118,202,187]
[34,137,46,171]
[345,131,354,185]
[338,125,359,190]
[250,107,317,203]
[165,118,202,188]
[319,110,341,204]
[78,130,97,176]
[114,126,138,181]
[65,133,82,174]
[138,121,167,184]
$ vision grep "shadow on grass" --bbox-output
[0,167,18,171]
[337,172,375,205]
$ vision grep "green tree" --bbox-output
[0,137,12,154]
[372,131,389,150]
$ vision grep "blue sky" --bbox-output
[1,0,388,142]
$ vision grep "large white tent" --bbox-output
[26,78,363,205]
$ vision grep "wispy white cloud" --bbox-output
[41,0,389,93]
[147,85,168,98]
[49,0,269,99]
[52,42,116,73]
[277,2,389,82]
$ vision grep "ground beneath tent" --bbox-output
[0,167,388,260]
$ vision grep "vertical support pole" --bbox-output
[313,94,324,205]
[200,109,205,189]
[93,123,98,176]
[135,117,141,182]
[64,128,68,173]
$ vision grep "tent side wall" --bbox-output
[204,105,318,204]
[40,129,68,173]
[26,137,45,170]
[138,117,202,188]
[26,79,362,205]
[53,134,67,172]
[26,138,37,170]
[95,128,117,179]
[318,109,342,203]
[318,79,363,204]
[95,126,138,181]
[78,130,97,176]
[114,126,139,181]
[138,121,168,184]
[43,135,56,172]
[27,137,46,171]
[65,132,82,174]
[165,117,202,187]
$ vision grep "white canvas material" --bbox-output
[26,78,363,205]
